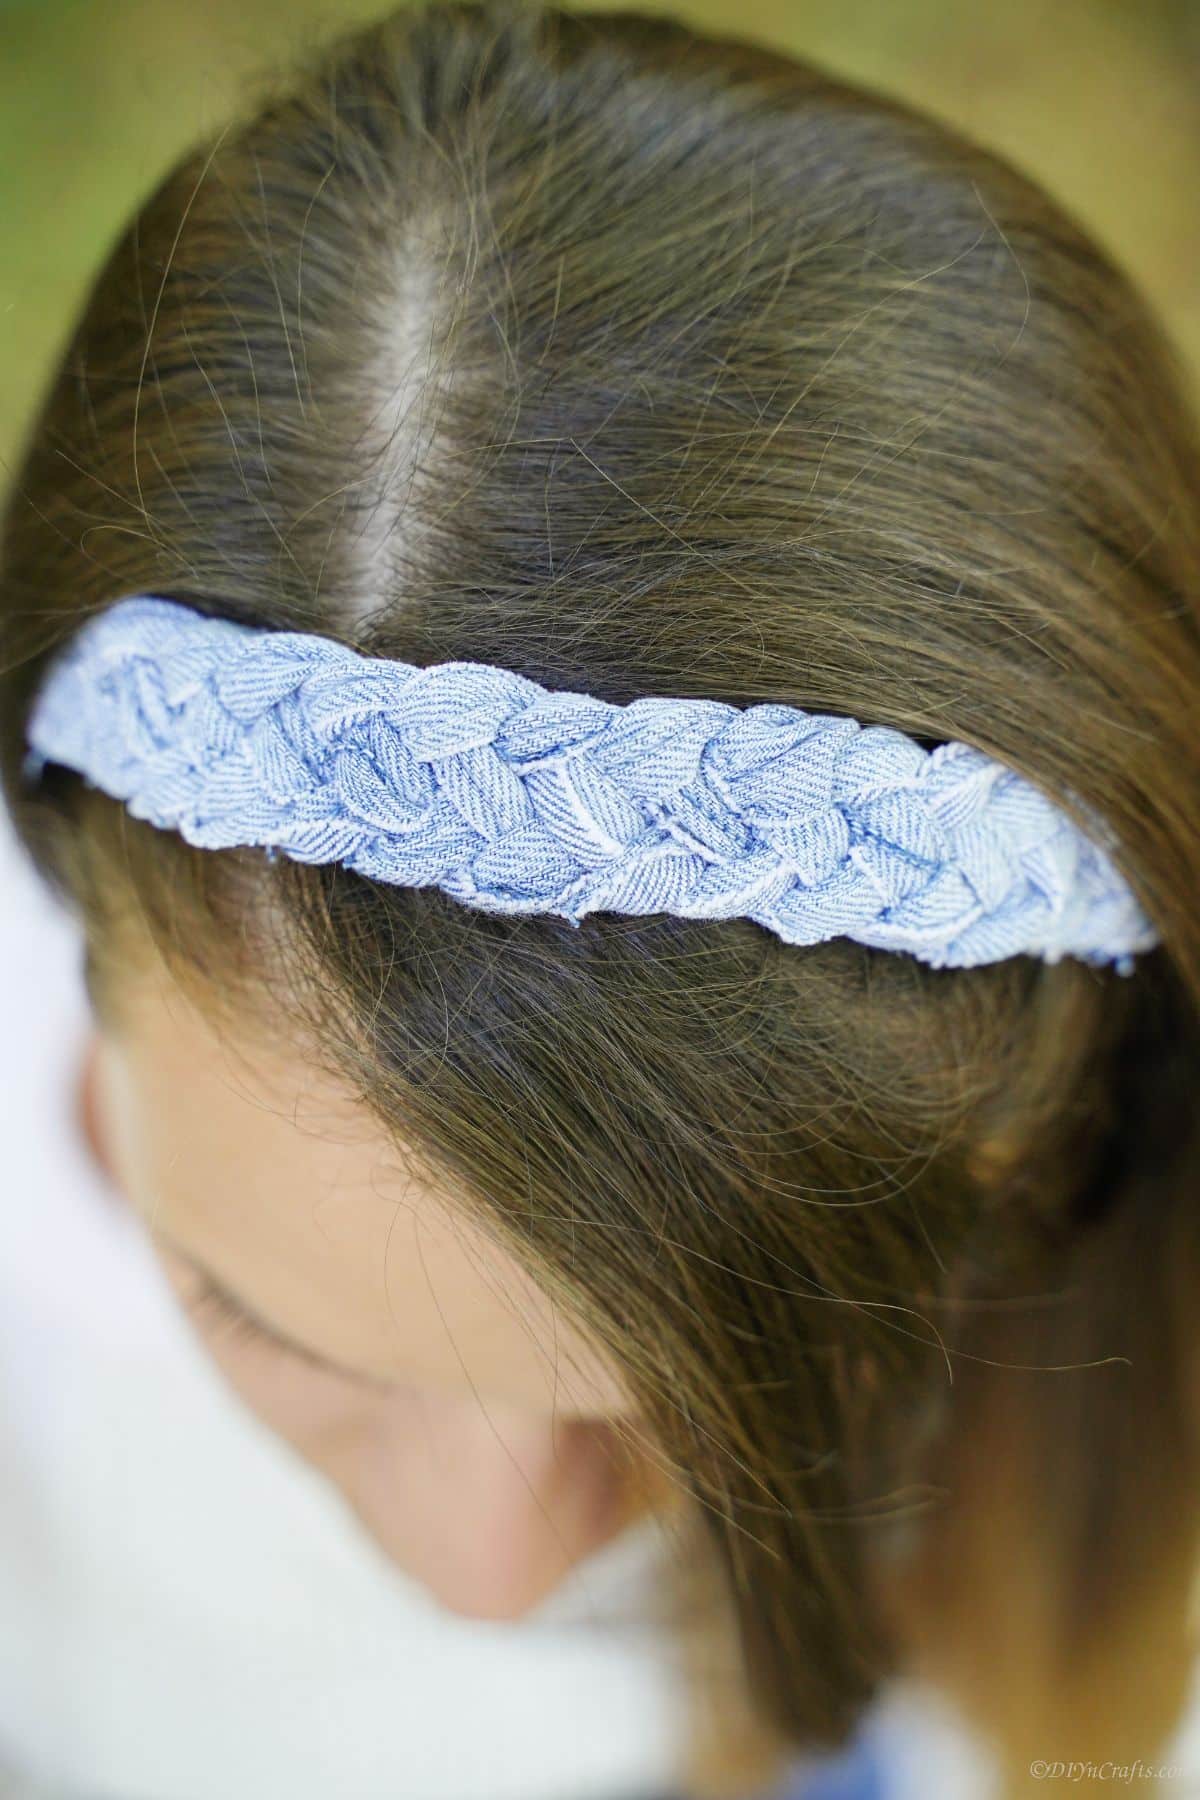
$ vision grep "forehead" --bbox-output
[96,951,628,1415]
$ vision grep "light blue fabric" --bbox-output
[24,595,1160,972]
[755,1735,888,1800]
[784,1741,888,1800]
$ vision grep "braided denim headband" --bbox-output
[24,594,1158,974]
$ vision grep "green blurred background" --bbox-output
[2,0,1198,476]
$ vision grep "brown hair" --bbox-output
[4,4,1200,1792]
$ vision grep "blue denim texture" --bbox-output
[25,595,1159,972]
[780,1742,888,1800]
[739,1733,889,1800]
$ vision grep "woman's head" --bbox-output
[4,2,1200,1791]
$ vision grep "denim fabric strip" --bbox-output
[24,595,1160,973]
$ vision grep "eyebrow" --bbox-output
[162,1233,394,1391]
